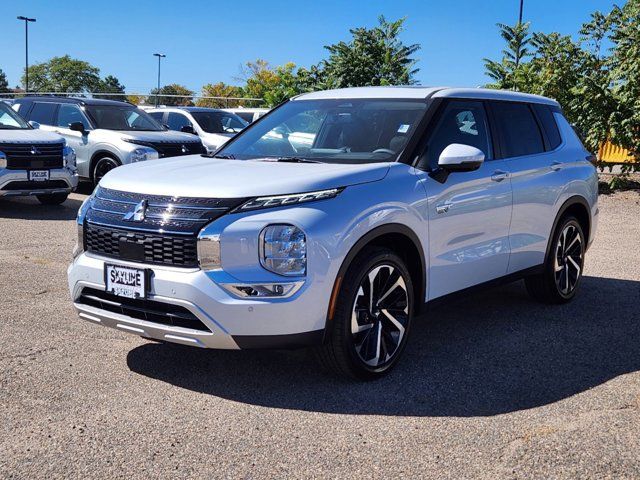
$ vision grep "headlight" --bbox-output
[198,234,221,270]
[129,147,158,163]
[0,152,6,169]
[260,224,306,276]
[73,194,93,259]
[63,145,76,168]
[239,188,342,211]
[72,223,84,259]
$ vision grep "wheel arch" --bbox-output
[323,223,426,342]
[89,150,121,182]
[544,195,591,264]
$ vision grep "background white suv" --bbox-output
[148,107,248,152]
[13,97,205,184]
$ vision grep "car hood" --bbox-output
[100,155,390,198]
[113,130,199,143]
[0,129,64,144]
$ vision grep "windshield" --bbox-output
[192,111,248,134]
[217,99,427,164]
[0,103,29,130]
[86,105,164,131]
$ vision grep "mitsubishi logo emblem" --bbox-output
[181,144,188,154]
[123,199,148,222]
[30,146,41,155]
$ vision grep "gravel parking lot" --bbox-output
[1,188,639,479]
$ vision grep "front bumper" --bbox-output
[0,168,78,197]
[68,252,327,350]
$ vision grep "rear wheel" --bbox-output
[92,156,120,185]
[525,216,585,304]
[316,247,414,380]
[36,192,68,205]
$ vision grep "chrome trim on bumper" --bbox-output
[0,168,77,197]
[72,280,240,349]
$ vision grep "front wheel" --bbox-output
[316,247,414,380]
[36,192,69,205]
[525,216,585,304]
[92,156,120,185]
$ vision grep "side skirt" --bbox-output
[422,265,544,311]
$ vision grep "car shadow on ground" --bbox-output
[127,275,640,417]
[0,195,84,221]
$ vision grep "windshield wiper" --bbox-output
[272,156,321,164]
[212,153,235,159]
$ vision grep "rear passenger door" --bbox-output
[421,99,513,299]
[488,101,566,273]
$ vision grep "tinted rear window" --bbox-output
[532,104,562,150]
[491,102,544,158]
[29,102,58,125]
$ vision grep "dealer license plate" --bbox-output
[105,264,147,299]
[29,170,50,181]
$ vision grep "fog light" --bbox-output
[220,282,304,299]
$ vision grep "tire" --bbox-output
[36,192,69,205]
[92,155,120,185]
[316,247,414,380]
[525,216,585,304]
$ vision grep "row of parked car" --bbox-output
[0,96,266,204]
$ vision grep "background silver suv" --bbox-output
[14,97,205,184]
[0,101,77,204]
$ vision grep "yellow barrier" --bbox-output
[598,141,636,163]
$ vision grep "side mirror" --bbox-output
[181,125,197,135]
[28,121,40,129]
[69,122,86,134]
[438,143,485,171]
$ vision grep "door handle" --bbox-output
[436,202,452,214]
[550,161,563,171]
[491,170,509,182]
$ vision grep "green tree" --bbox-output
[608,0,640,161]
[0,69,9,94]
[321,16,420,88]
[483,22,533,90]
[239,60,309,107]
[148,83,194,106]
[196,82,245,108]
[23,55,101,93]
[95,75,126,101]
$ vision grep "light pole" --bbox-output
[17,16,36,93]
[518,0,524,24]
[153,53,166,107]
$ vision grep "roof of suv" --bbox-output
[148,106,228,113]
[15,96,133,107]
[295,86,560,106]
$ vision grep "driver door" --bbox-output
[419,99,513,300]
[54,104,92,178]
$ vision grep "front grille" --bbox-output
[85,224,198,267]
[78,287,209,331]
[0,142,64,169]
[2,180,69,191]
[84,187,247,268]
[128,140,205,158]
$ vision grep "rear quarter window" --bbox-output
[532,104,562,150]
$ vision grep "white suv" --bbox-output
[68,87,598,379]
[14,97,205,184]
[0,102,77,204]
[147,107,248,152]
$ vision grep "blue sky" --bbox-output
[2,0,619,94]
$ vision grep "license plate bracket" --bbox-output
[104,264,150,299]
[29,170,50,182]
